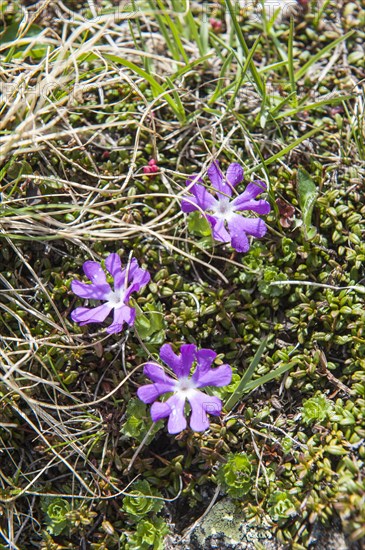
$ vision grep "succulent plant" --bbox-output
[217,453,255,498]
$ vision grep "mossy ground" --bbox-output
[0,1,364,549]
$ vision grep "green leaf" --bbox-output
[134,313,151,338]
[134,302,165,340]
[0,23,48,60]
[297,167,318,240]
[41,497,71,536]
[6,160,33,180]
[188,211,212,237]
[121,399,163,444]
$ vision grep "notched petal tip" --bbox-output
[226,163,244,186]
[181,199,198,213]
[82,260,107,285]
[150,400,171,421]
[188,391,223,432]
[159,343,182,375]
[105,323,124,334]
[105,253,122,277]
[71,303,112,326]
[193,363,232,388]
[207,161,223,184]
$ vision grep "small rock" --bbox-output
[166,499,361,550]
[185,499,282,550]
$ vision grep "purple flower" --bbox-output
[137,344,232,434]
[71,253,150,334]
[181,161,271,253]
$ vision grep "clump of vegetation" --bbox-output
[122,480,163,518]
[301,393,333,424]
[126,517,169,550]
[268,492,297,525]
[217,453,255,498]
[41,498,71,536]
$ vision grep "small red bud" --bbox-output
[143,159,159,176]
[209,18,222,33]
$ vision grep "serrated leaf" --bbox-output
[297,168,318,240]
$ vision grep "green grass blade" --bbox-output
[102,54,185,121]
[225,336,269,411]
[243,362,296,393]
[147,0,180,61]
[228,34,262,109]
[224,0,265,97]
[170,53,213,82]
[295,30,355,81]
[208,51,234,105]
[245,125,324,174]
[269,91,298,118]
[184,9,205,56]
[154,0,189,63]
[165,76,185,120]
[288,17,297,107]
[273,94,354,120]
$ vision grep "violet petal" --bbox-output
[187,390,222,432]
[105,253,121,277]
[206,216,230,243]
[143,363,176,386]
[180,344,197,377]
[226,163,244,187]
[165,393,187,434]
[82,261,108,285]
[181,197,199,213]
[231,180,267,205]
[130,265,150,289]
[207,160,225,191]
[159,344,182,375]
[113,258,138,291]
[190,184,218,210]
[71,303,112,325]
[207,161,230,196]
[231,197,271,215]
[150,400,171,421]
[230,214,267,238]
[192,363,232,388]
[71,280,111,300]
[137,382,175,404]
[195,349,217,372]
[228,214,267,252]
[106,305,135,333]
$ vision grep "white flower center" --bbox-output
[175,377,197,396]
[211,197,235,221]
[106,289,125,308]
